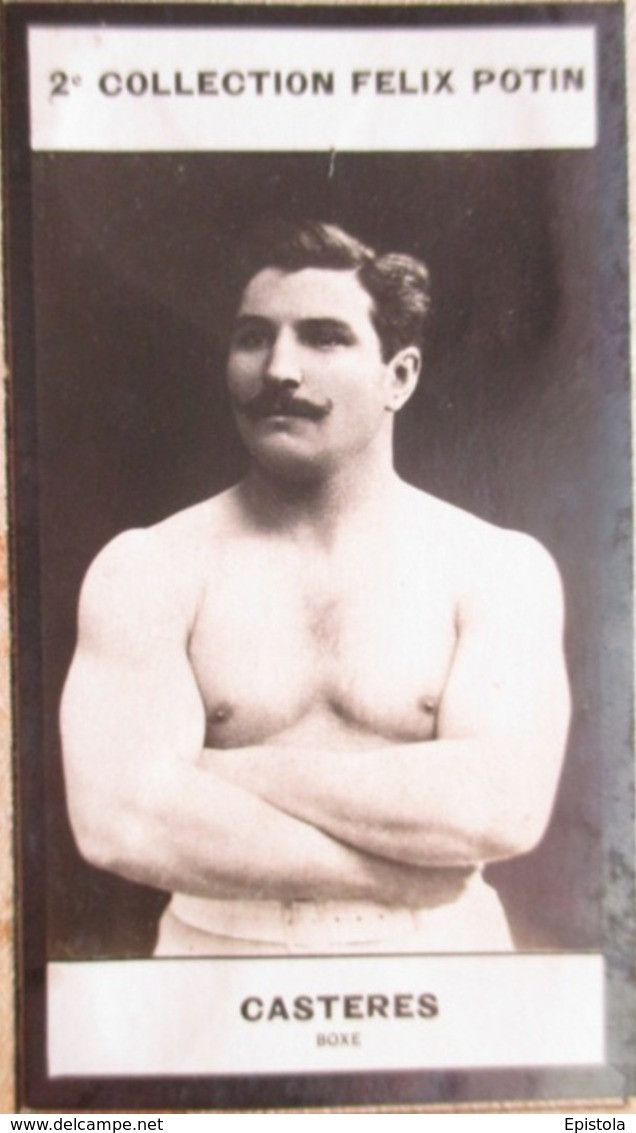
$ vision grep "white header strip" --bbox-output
[29,26,596,152]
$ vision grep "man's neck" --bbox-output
[239,451,403,547]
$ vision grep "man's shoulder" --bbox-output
[148,487,239,550]
[89,488,237,577]
[78,527,187,648]
[405,486,562,598]
[79,489,239,635]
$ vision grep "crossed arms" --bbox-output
[61,526,571,903]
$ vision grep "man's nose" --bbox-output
[264,331,303,387]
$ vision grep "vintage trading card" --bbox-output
[2,0,634,1112]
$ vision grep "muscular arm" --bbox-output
[205,532,571,868]
[61,530,450,902]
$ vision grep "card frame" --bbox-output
[1,0,634,1112]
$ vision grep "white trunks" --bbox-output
[155,870,514,955]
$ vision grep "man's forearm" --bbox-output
[85,757,454,905]
[203,740,556,868]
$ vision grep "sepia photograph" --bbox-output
[2,0,634,1110]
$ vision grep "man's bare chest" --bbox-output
[188,549,458,748]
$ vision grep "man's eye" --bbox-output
[232,327,270,350]
[304,326,351,348]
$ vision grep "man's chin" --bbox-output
[244,435,332,484]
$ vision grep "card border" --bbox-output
[1,0,634,1113]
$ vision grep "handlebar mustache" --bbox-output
[239,391,334,421]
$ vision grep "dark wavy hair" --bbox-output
[229,219,431,362]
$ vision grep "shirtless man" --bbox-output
[60,220,571,956]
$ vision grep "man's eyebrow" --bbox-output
[232,315,358,336]
[297,317,357,333]
[232,313,271,326]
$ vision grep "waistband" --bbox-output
[170,871,479,946]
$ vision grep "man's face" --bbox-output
[227,266,411,478]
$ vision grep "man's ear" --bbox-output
[385,347,421,412]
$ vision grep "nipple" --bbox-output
[419,696,437,716]
[210,701,233,725]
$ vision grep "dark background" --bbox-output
[32,149,607,957]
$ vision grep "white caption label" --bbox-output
[48,953,604,1076]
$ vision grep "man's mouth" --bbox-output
[240,391,333,422]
